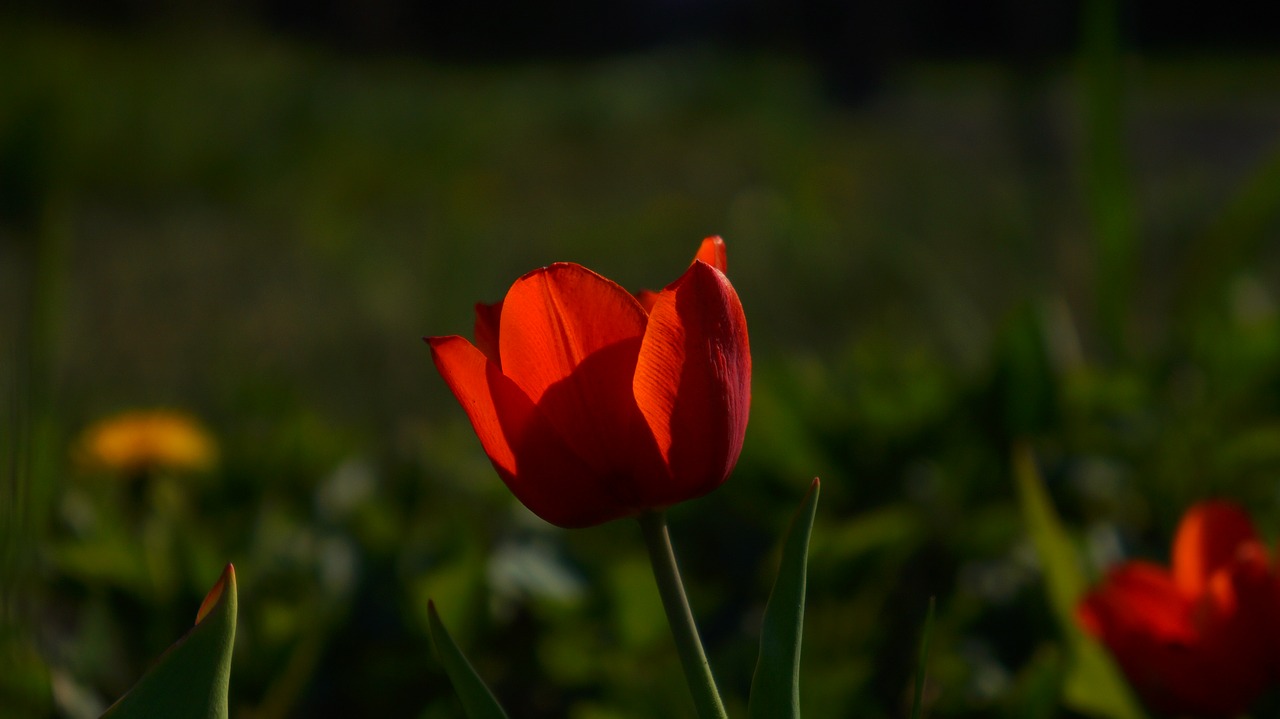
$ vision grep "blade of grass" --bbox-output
[748,478,820,719]
[1012,445,1146,719]
[909,597,936,719]
[427,600,510,719]
[2,105,64,712]
[1080,0,1138,357]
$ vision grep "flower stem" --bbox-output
[638,511,728,719]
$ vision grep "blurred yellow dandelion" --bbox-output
[78,409,217,474]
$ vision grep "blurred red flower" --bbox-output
[1078,501,1279,718]
[427,237,750,528]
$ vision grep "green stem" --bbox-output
[637,511,728,719]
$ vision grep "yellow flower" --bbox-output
[78,410,217,474]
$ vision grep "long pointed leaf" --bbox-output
[101,564,237,719]
[427,600,510,719]
[748,478,820,719]
[1012,446,1146,719]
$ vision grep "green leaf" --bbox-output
[1012,446,1146,719]
[101,563,237,719]
[909,597,935,719]
[748,478,820,719]
[427,600,510,719]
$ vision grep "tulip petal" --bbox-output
[635,289,661,314]
[1078,554,1276,719]
[1204,540,1271,617]
[428,335,633,527]
[499,263,648,402]
[1172,500,1259,597]
[634,260,750,502]
[497,264,665,487]
[695,235,728,273]
[429,335,521,477]
[1078,562,1195,645]
[1077,563,1206,716]
[1202,541,1276,678]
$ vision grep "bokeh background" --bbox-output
[4,1,1280,717]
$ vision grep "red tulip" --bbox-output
[1077,501,1278,718]
[427,237,750,528]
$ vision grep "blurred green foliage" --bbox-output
[3,12,1280,719]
